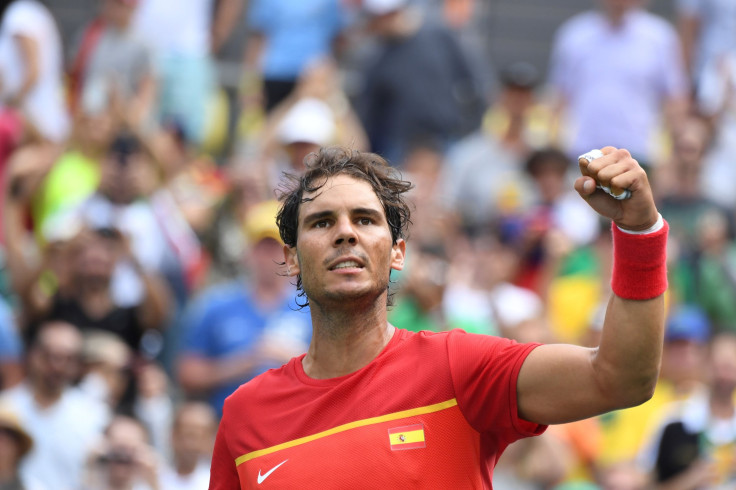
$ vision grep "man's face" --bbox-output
[284,175,405,307]
[29,325,82,395]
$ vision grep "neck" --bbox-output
[32,384,63,409]
[175,456,198,476]
[303,297,395,379]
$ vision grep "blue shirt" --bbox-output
[180,281,311,414]
[248,0,350,80]
[0,297,21,361]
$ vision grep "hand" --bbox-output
[6,143,61,203]
[574,147,659,231]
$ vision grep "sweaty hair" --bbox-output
[276,147,413,307]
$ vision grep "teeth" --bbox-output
[334,261,360,269]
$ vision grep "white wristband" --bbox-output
[616,213,664,235]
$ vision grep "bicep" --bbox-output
[516,343,616,425]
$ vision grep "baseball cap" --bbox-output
[0,404,33,458]
[276,98,335,147]
[665,304,711,343]
[243,200,283,245]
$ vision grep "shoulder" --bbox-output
[630,10,679,41]
[555,11,602,43]
[3,1,51,27]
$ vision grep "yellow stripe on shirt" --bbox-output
[235,398,458,465]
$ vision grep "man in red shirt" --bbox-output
[210,146,668,488]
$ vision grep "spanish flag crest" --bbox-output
[388,424,426,450]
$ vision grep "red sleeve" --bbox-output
[447,330,546,444]
[209,401,241,490]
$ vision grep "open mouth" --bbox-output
[330,260,364,271]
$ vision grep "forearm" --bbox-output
[136,271,171,330]
[211,0,243,53]
[592,294,665,406]
[12,35,40,103]
[178,355,262,393]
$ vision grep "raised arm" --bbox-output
[517,147,667,425]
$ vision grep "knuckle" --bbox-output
[615,148,631,160]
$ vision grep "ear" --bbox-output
[390,239,406,271]
[284,245,300,277]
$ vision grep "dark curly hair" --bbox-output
[276,147,413,308]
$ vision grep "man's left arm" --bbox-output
[516,147,666,425]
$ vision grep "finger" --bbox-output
[574,176,597,196]
[595,159,639,194]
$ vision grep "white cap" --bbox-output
[363,0,408,15]
[277,98,336,146]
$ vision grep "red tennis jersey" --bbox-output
[210,328,546,489]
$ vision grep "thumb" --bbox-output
[574,176,596,196]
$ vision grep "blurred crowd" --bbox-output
[0,0,735,488]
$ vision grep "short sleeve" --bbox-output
[3,4,41,38]
[209,400,241,489]
[447,330,546,444]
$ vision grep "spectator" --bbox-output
[548,0,689,167]
[357,0,484,164]
[654,115,733,310]
[132,0,244,144]
[158,402,216,490]
[0,321,109,489]
[694,47,736,209]
[242,0,353,112]
[388,241,450,333]
[245,59,369,182]
[641,332,736,488]
[0,0,69,144]
[0,404,36,489]
[73,131,176,316]
[516,147,600,295]
[177,200,311,415]
[676,0,736,88]
[437,62,541,229]
[82,414,160,490]
[67,0,157,132]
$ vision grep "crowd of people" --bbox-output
[0,0,734,488]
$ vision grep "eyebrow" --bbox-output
[301,207,384,226]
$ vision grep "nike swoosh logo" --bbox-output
[257,459,288,484]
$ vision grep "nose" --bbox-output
[333,216,357,246]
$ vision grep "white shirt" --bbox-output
[549,9,688,162]
[158,462,211,490]
[677,0,736,84]
[133,0,215,58]
[0,383,110,490]
[0,0,69,141]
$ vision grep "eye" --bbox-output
[358,217,372,226]
[314,220,330,229]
